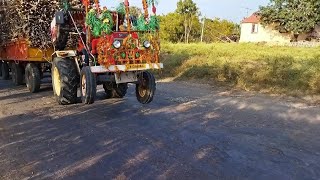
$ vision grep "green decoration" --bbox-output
[121,52,126,58]
[86,9,114,37]
[147,0,159,6]
[116,2,126,15]
[136,15,148,31]
[62,0,71,10]
[135,15,159,31]
[149,15,160,30]
[100,10,114,34]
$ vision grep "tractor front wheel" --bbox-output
[25,63,41,93]
[80,66,96,104]
[136,71,156,104]
[52,57,79,105]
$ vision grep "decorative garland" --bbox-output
[124,0,131,31]
[86,0,161,69]
[147,0,158,14]
[149,15,159,30]
[136,0,159,31]
[86,9,114,37]
[85,0,159,33]
[116,2,126,15]
[135,15,159,31]
[142,0,149,20]
[98,32,159,68]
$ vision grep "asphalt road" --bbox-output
[0,78,320,180]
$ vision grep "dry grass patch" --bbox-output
[161,43,320,96]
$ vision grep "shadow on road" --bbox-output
[0,82,320,180]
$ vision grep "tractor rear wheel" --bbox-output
[136,71,156,104]
[0,61,9,80]
[11,63,24,85]
[25,63,41,93]
[103,82,128,99]
[80,66,96,104]
[52,57,79,105]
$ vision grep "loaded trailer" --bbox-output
[0,40,54,93]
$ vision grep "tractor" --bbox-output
[50,0,163,105]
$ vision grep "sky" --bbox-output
[100,0,270,23]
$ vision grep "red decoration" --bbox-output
[132,32,139,39]
[82,0,90,6]
[91,38,102,55]
[152,5,157,14]
[124,0,129,7]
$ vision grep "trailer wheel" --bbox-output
[25,63,41,93]
[11,63,24,85]
[136,71,156,104]
[52,57,79,105]
[80,66,96,104]
[0,61,10,80]
[0,61,2,78]
[103,83,128,99]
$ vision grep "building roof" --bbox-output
[242,13,260,24]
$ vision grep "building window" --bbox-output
[251,24,258,33]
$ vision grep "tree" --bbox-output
[159,12,201,43]
[260,0,320,37]
[159,13,184,42]
[202,18,238,42]
[159,0,239,43]
[176,0,200,43]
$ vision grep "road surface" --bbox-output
[0,78,319,180]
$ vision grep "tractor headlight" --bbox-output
[113,40,121,49]
[143,40,151,48]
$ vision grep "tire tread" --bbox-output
[52,57,79,105]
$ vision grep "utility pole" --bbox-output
[241,7,253,17]
[201,16,205,42]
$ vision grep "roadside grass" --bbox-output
[161,43,320,96]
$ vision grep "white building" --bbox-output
[239,13,319,43]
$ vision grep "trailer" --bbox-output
[0,40,54,92]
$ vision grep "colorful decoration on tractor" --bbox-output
[86,8,114,37]
[87,0,161,70]
[135,0,159,31]
[116,2,126,15]
[97,32,159,69]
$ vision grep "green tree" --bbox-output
[159,12,201,43]
[159,13,184,42]
[260,0,320,37]
[176,0,200,43]
[202,18,238,43]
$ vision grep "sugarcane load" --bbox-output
[0,0,84,48]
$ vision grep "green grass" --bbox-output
[161,43,320,96]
